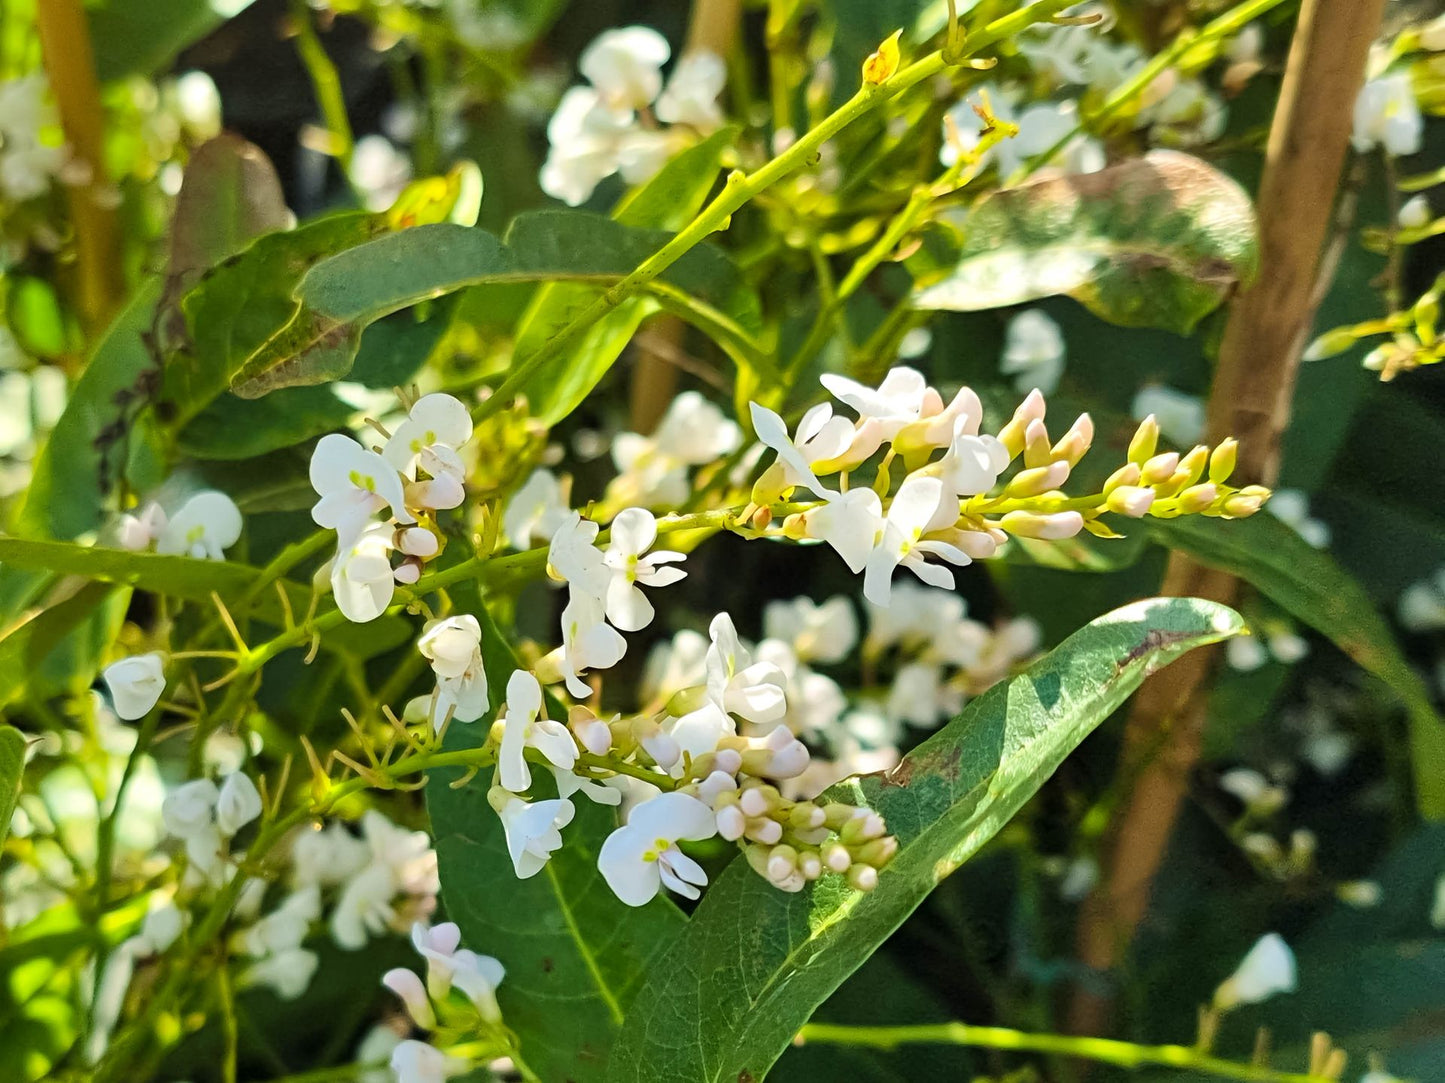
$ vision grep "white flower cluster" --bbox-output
[310,392,472,622]
[116,488,243,560]
[380,921,506,1083]
[0,75,68,202]
[541,26,727,206]
[604,390,742,509]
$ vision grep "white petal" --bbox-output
[608,507,657,557]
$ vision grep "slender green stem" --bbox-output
[797,1023,1332,1083]
[291,0,355,174]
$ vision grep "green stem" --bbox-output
[291,0,355,174]
[796,1023,1332,1083]
[474,0,1079,425]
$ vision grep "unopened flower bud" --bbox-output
[1128,415,1160,464]
[1177,445,1209,485]
[569,709,612,756]
[1177,483,1218,513]
[398,527,439,558]
[822,842,851,873]
[640,729,680,772]
[798,850,823,880]
[716,804,746,840]
[847,864,879,891]
[1106,485,1155,518]
[853,836,899,868]
[1208,438,1238,483]
[739,786,772,819]
[1005,461,1070,498]
[1222,485,1269,517]
[741,725,810,779]
[714,747,743,775]
[789,803,826,830]
[1022,419,1053,468]
[1140,452,1179,485]
[998,510,1085,540]
[746,817,783,845]
[1051,413,1094,466]
[694,770,738,805]
[767,845,799,885]
[751,462,791,506]
[394,560,422,585]
[383,968,436,1029]
[840,809,886,844]
[1103,462,1142,492]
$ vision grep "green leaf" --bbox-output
[427,605,685,1083]
[1149,513,1445,819]
[913,150,1259,334]
[166,135,291,282]
[0,537,408,660]
[88,0,257,82]
[16,283,165,542]
[178,385,354,460]
[0,581,117,708]
[606,597,1242,1083]
[0,724,25,851]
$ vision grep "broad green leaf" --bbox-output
[0,537,408,660]
[428,604,685,1083]
[1149,513,1445,818]
[166,135,291,282]
[0,724,25,850]
[606,597,1243,1083]
[0,580,115,707]
[178,385,354,460]
[913,150,1258,335]
[16,283,166,542]
[88,0,257,82]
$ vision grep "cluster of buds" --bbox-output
[753,369,1267,607]
[309,391,473,622]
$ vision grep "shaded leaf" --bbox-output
[87,0,256,82]
[177,385,354,460]
[914,151,1258,335]
[428,604,685,1083]
[0,580,116,708]
[606,597,1242,1083]
[0,724,26,850]
[166,135,291,281]
[1150,514,1445,818]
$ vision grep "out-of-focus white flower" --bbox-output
[1353,73,1423,157]
[174,71,222,138]
[215,772,262,837]
[0,75,67,202]
[102,653,166,721]
[603,507,687,631]
[504,469,570,549]
[1336,880,1382,908]
[1398,194,1431,230]
[496,792,575,878]
[641,628,710,704]
[351,134,413,212]
[763,595,857,665]
[117,501,168,552]
[863,475,971,607]
[1001,310,1066,394]
[1226,635,1269,672]
[235,886,320,957]
[497,669,577,793]
[1397,568,1445,633]
[391,1039,470,1083]
[598,791,717,905]
[162,778,219,840]
[607,392,741,507]
[331,811,437,950]
[291,822,371,888]
[128,898,187,955]
[655,51,727,130]
[241,946,320,999]
[1132,385,1205,446]
[1213,933,1297,1009]
[1267,489,1330,549]
[356,1024,405,1083]
[1148,78,1227,147]
[155,490,243,560]
[581,26,670,111]
[1218,767,1289,816]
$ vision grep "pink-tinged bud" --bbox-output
[739,787,770,818]
[823,842,851,873]
[641,731,680,772]
[1104,462,1142,492]
[847,864,880,891]
[1178,445,1209,485]
[746,818,783,845]
[1177,483,1218,513]
[716,805,747,840]
[1140,452,1179,485]
[393,561,422,585]
[1106,486,1156,518]
[1023,418,1053,468]
[949,528,1000,560]
[569,712,612,756]
[1015,387,1047,424]
[1128,415,1160,464]
[383,968,436,1029]
[999,510,1086,539]
[1208,438,1239,483]
[714,747,743,775]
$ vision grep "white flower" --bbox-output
[497,792,575,878]
[309,433,413,539]
[102,652,166,720]
[0,75,67,202]
[504,469,570,549]
[1132,385,1205,446]
[1266,489,1330,549]
[801,487,886,574]
[540,86,631,205]
[821,366,930,438]
[242,946,319,999]
[1398,194,1431,230]
[1058,855,1100,901]
[331,522,397,623]
[1214,933,1297,1009]
[237,887,320,956]
[356,1025,404,1083]
[580,26,671,111]
[129,899,186,955]
[1352,73,1423,157]
[1011,100,1107,175]
[382,393,472,510]
[1398,569,1445,632]
[162,777,219,839]
[418,616,489,725]
[216,772,262,837]
[939,428,1011,497]
[887,660,945,727]
[1218,767,1288,815]
[655,51,726,130]
[382,967,435,1028]
[351,135,412,212]
[391,1039,470,1083]
[409,921,505,1020]
[548,512,610,601]
[641,628,710,703]
[291,822,371,888]
[1001,310,1066,394]
[1226,635,1269,672]
[603,508,687,631]
[117,501,167,551]
[557,591,628,698]
[598,791,718,906]
[653,390,742,463]
[1148,78,1227,147]
[750,401,862,495]
[497,669,578,793]
[606,392,741,507]
[703,612,787,725]
[863,475,971,607]
[155,491,242,560]
[763,595,857,665]
[331,811,437,950]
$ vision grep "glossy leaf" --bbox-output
[914,151,1258,334]
[427,605,685,1083]
[1150,513,1445,818]
[0,724,26,850]
[606,597,1243,1083]
[0,537,408,660]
